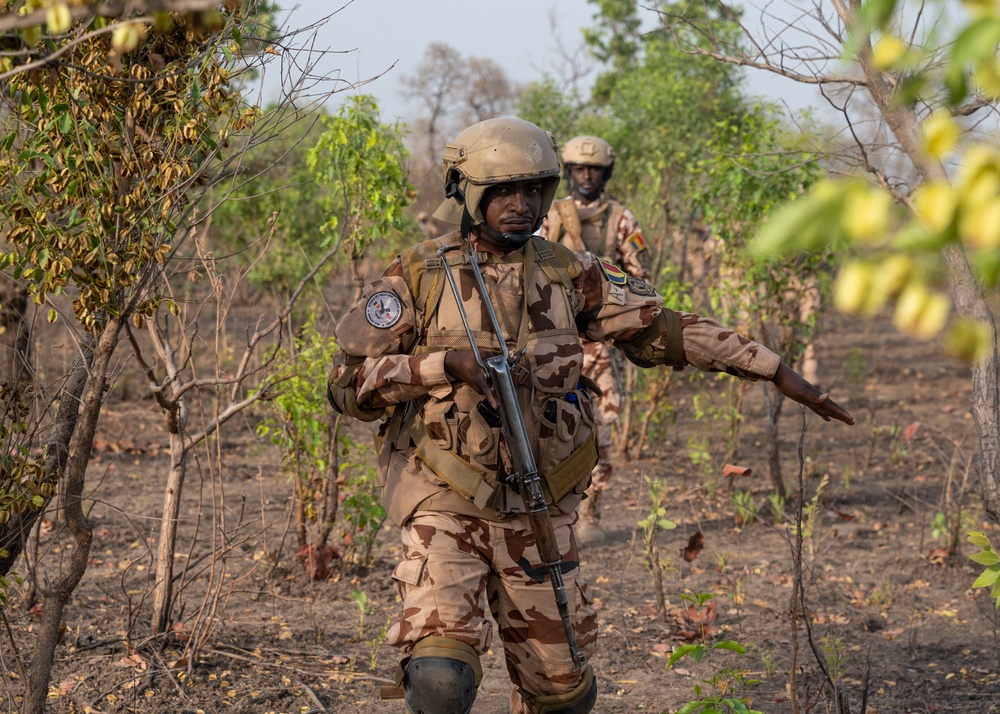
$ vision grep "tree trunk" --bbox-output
[761,381,786,497]
[151,412,189,634]
[941,245,1000,523]
[24,320,120,714]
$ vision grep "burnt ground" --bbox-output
[3,309,1000,714]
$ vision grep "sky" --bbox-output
[246,0,822,125]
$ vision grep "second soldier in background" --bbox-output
[539,136,649,544]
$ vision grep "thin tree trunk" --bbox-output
[761,381,786,497]
[151,417,188,634]
[941,245,1000,522]
[25,320,120,714]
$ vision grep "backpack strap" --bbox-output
[554,198,586,254]
[600,201,626,259]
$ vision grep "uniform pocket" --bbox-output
[390,556,427,600]
[465,404,501,470]
[421,399,456,451]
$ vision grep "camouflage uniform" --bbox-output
[329,229,779,712]
[539,194,650,508]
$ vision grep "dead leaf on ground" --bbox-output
[903,421,922,442]
[926,547,951,564]
[723,464,752,478]
[297,544,341,580]
[681,532,704,562]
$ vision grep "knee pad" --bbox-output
[528,666,597,714]
[404,636,481,714]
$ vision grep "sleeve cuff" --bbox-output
[420,351,453,399]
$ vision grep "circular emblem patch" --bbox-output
[626,276,657,297]
[365,291,403,329]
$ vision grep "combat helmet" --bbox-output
[432,118,561,240]
[561,135,615,177]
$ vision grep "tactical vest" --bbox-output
[548,197,626,260]
[379,233,598,513]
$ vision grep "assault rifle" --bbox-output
[436,242,587,669]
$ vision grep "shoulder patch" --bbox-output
[365,291,403,328]
[599,259,627,285]
[627,230,646,252]
[626,276,657,297]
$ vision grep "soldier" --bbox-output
[327,118,853,714]
[539,135,648,544]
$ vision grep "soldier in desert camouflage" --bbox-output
[327,118,853,714]
[539,135,652,543]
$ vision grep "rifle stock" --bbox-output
[437,243,587,669]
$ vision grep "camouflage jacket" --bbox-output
[329,231,779,527]
[540,194,650,281]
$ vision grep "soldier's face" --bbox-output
[480,179,543,238]
[569,164,604,198]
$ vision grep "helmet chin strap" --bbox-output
[460,208,539,251]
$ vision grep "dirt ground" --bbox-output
[4,308,1000,714]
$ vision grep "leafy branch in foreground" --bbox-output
[968,530,1000,607]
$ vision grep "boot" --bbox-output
[576,491,606,545]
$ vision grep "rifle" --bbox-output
[436,242,587,669]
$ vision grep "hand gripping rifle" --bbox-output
[436,242,587,669]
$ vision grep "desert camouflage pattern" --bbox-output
[329,230,780,709]
[540,195,650,281]
[387,510,598,712]
[581,340,620,492]
[330,231,780,525]
[541,194,649,493]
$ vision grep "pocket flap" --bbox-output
[391,557,426,587]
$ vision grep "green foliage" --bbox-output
[732,489,756,527]
[667,593,763,714]
[767,490,785,525]
[748,1,1000,353]
[0,383,49,528]
[338,436,387,567]
[209,107,333,293]
[638,476,678,536]
[968,530,1000,607]
[307,95,414,267]
[349,589,369,639]
[0,10,257,331]
[0,548,23,607]
[257,316,338,530]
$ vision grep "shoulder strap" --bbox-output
[601,201,627,258]
[554,198,586,254]
[531,236,578,296]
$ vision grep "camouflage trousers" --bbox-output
[387,511,598,713]
[582,339,623,493]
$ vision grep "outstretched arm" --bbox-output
[771,362,855,425]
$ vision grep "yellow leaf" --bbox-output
[872,35,907,70]
[912,181,958,231]
[921,110,961,159]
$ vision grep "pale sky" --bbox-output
[247,0,820,124]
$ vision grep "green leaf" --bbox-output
[712,640,748,654]
[969,550,1000,566]
[968,531,991,548]
[952,18,1000,66]
[667,643,705,669]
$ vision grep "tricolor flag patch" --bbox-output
[599,260,627,285]
[627,231,646,252]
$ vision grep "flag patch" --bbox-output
[627,231,646,252]
[599,260,627,285]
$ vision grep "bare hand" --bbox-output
[771,362,855,425]
[444,350,497,407]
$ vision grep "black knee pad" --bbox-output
[403,636,481,714]
[529,665,597,714]
[404,656,477,714]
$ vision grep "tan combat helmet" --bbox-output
[561,135,615,173]
[432,117,561,229]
